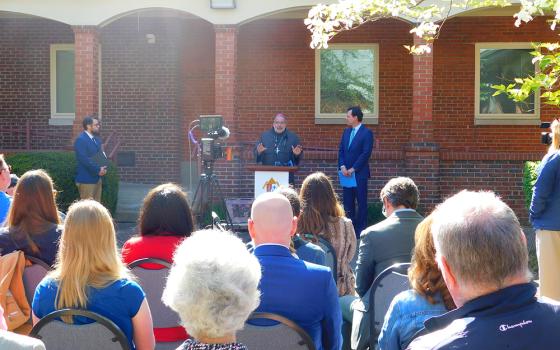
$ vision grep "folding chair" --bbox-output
[238,312,316,350]
[127,258,185,350]
[368,263,411,349]
[30,309,130,350]
[314,236,338,282]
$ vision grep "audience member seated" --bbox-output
[275,186,326,266]
[0,330,45,350]
[32,200,155,350]
[249,192,342,350]
[0,170,62,266]
[408,191,560,350]
[377,214,455,350]
[341,177,423,349]
[0,155,13,225]
[122,183,194,268]
[122,183,193,343]
[298,172,356,296]
[162,230,261,350]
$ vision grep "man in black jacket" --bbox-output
[408,190,560,350]
[255,113,302,184]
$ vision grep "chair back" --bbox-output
[30,309,130,350]
[127,258,184,350]
[238,312,316,350]
[369,263,410,349]
[315,237,337,282]
[23,255,51,307]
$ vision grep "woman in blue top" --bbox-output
[0,169,62,266]
[32,200,155,350]
[377,214,456,350]
[530,119,560,300]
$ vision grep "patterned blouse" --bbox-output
[178,339,248,350]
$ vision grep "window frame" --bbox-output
[50,44,76,125]
[474,42,540,125]
[314,43,379,125]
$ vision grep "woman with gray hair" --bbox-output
[162,230,262,350]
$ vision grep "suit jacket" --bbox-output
[338,125,374,179]
[351,210,423,350]
[0,331,45,350]
[253,245,342,350]
[74,131,103,184]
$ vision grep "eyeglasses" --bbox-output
[0,164,12,174]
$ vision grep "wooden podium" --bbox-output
[246,165,299,199]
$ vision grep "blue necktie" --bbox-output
[348,128,356,147]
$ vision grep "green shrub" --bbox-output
[523,161,540,210]
[367,202,384,227]
[5,151,119,215]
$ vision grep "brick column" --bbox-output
[214,25,238,141]
[406,37,441,210]
[72,26,100,136]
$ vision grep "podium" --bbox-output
[246,165,299,199]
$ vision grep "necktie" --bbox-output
[348,128,356,147]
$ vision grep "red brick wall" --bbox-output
[100,16,198,183]
[433,16,557,152]
[0,18,74,150]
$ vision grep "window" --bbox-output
[475,43,540,125]
[315,44,379,124]
[50,44,75,125]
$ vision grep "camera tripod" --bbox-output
[191,159,233,230]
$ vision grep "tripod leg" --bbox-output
[210,175,234,230]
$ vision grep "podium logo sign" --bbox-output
[254,171,289,198]
[263,177,280,192]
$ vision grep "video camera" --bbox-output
[199,115,230,162]
[541,122,552,145]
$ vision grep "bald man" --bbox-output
[248,193,342,350]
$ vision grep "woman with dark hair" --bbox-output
[121,182,194,344]
[377,214,456,350]
[122,183,194,267]
[0,169,62,266]
[298,172,356,296]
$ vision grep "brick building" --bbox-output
[0,1,554,223]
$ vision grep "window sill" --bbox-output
[474,117,541,126]
[315,116,378,125]
[48,117,75,126]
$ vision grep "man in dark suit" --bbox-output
[341,177,423,349]
[248,192,342,350]
[74,116,107,202]
[338,106,374,238]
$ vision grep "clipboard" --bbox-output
[338,170,357,188]
[91,151,110,167]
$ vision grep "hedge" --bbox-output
[5,151,119,215]
[523,161,540,210]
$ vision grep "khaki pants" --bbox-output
[536,229,560,301]
[76,180,102,202]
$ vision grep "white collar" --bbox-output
[353,124,362,132]
[85,131,95,139]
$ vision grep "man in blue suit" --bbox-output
[338,106,374,238]
[248,192,342,350]
[74,116,107,202]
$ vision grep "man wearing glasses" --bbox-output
[0,155,12,224]
[74,116,107,202]
[255,113,303,184]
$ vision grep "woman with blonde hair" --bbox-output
[378,214,455,350]
[0,169,62,266]
[31,200,155,350]
[298,172,356,296]
[530,118,560,300]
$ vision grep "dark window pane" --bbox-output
[320,49,375,114]
[479,48,534,114]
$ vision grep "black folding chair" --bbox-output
[368,263,411,349]
[30,309,130,350]
[238,312,316,350]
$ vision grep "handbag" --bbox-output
[0,251,31,330]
